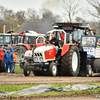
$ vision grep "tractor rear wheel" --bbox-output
[14,46,27,64]
[0,59,5,72]
[93,59,100,73]
[23,62,31,76]
[61,46,80,76]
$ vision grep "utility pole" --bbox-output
[3,25,5,34]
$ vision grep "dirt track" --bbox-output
[0,73,100,85]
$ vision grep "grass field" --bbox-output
[14,65,23,74]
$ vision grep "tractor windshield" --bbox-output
[0,36,3,44]
[12,35,18,44]
[81,36,96,47]
[5,36,11,44]
[24,36,36,46]
[73,29,85,41]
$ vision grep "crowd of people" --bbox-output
[0,44,17,73]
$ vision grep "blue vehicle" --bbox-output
[79,35,100,76]
[0,34,12,46]
[0,33,20,72]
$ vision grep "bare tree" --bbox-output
[87,0,100,19]
[60,0,81,22]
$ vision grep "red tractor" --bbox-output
[13,31,45,64]
[23,22,95,76]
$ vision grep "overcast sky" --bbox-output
[0,0,96,21]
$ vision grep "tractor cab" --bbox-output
[19,31,40,48]
[47,23,94,49]
[11,33,20,45]
[80,35,100,58]
[0,34,12,46]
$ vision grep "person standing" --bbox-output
[12,51,17,73]
[4,48,13,73]
[0,46,4,67]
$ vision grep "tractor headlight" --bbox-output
[39,57,43,62]
[34,57,38,62]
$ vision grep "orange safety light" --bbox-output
[64,21,66,23]
[24,31,26,33]
[52,23,54,25]
[70,21,72,23]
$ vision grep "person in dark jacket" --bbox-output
[4,48,13,73]
[75,41,83,52]
[0,46,4,67]
[50,33,59,54]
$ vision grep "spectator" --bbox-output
[75,41,83,52]
[97,39,100,47]
[3,44,13,53]
[50,33,59,54]
[12,51,17,73]
[4,48,13,73]
[0,46,4,67]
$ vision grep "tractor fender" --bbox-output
[16,43,31,50]
[61,44,70,56]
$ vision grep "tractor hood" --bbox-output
[34,46,53,53]
[34,45,56,62]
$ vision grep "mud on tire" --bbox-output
[61,46,80,76]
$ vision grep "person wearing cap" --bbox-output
[12,51,17,73]
[0,46,4,67]
[4,48,13,73]
[75,41,83,52]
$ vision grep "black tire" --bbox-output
[87,65,92,77]
[14,46,27,64]
[49,62,57,76]
[23,62,31,76]
[93,59,100,73]
[61,46,80,76]
[0,59,5,72]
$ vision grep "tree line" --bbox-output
[0,0,100,34]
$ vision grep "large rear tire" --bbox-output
[93,59,100,73]
[61,46,80,76]
[23,62,31,76]
[0,59,5,72]
[14,46,27,64]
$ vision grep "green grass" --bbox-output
[0,84,34,92]
[14,65,23,74]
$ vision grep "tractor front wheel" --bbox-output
[49,62,57,76]
[23,62,31,76]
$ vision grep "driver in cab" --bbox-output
[84,38,94,46]
[50,33,59,54]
